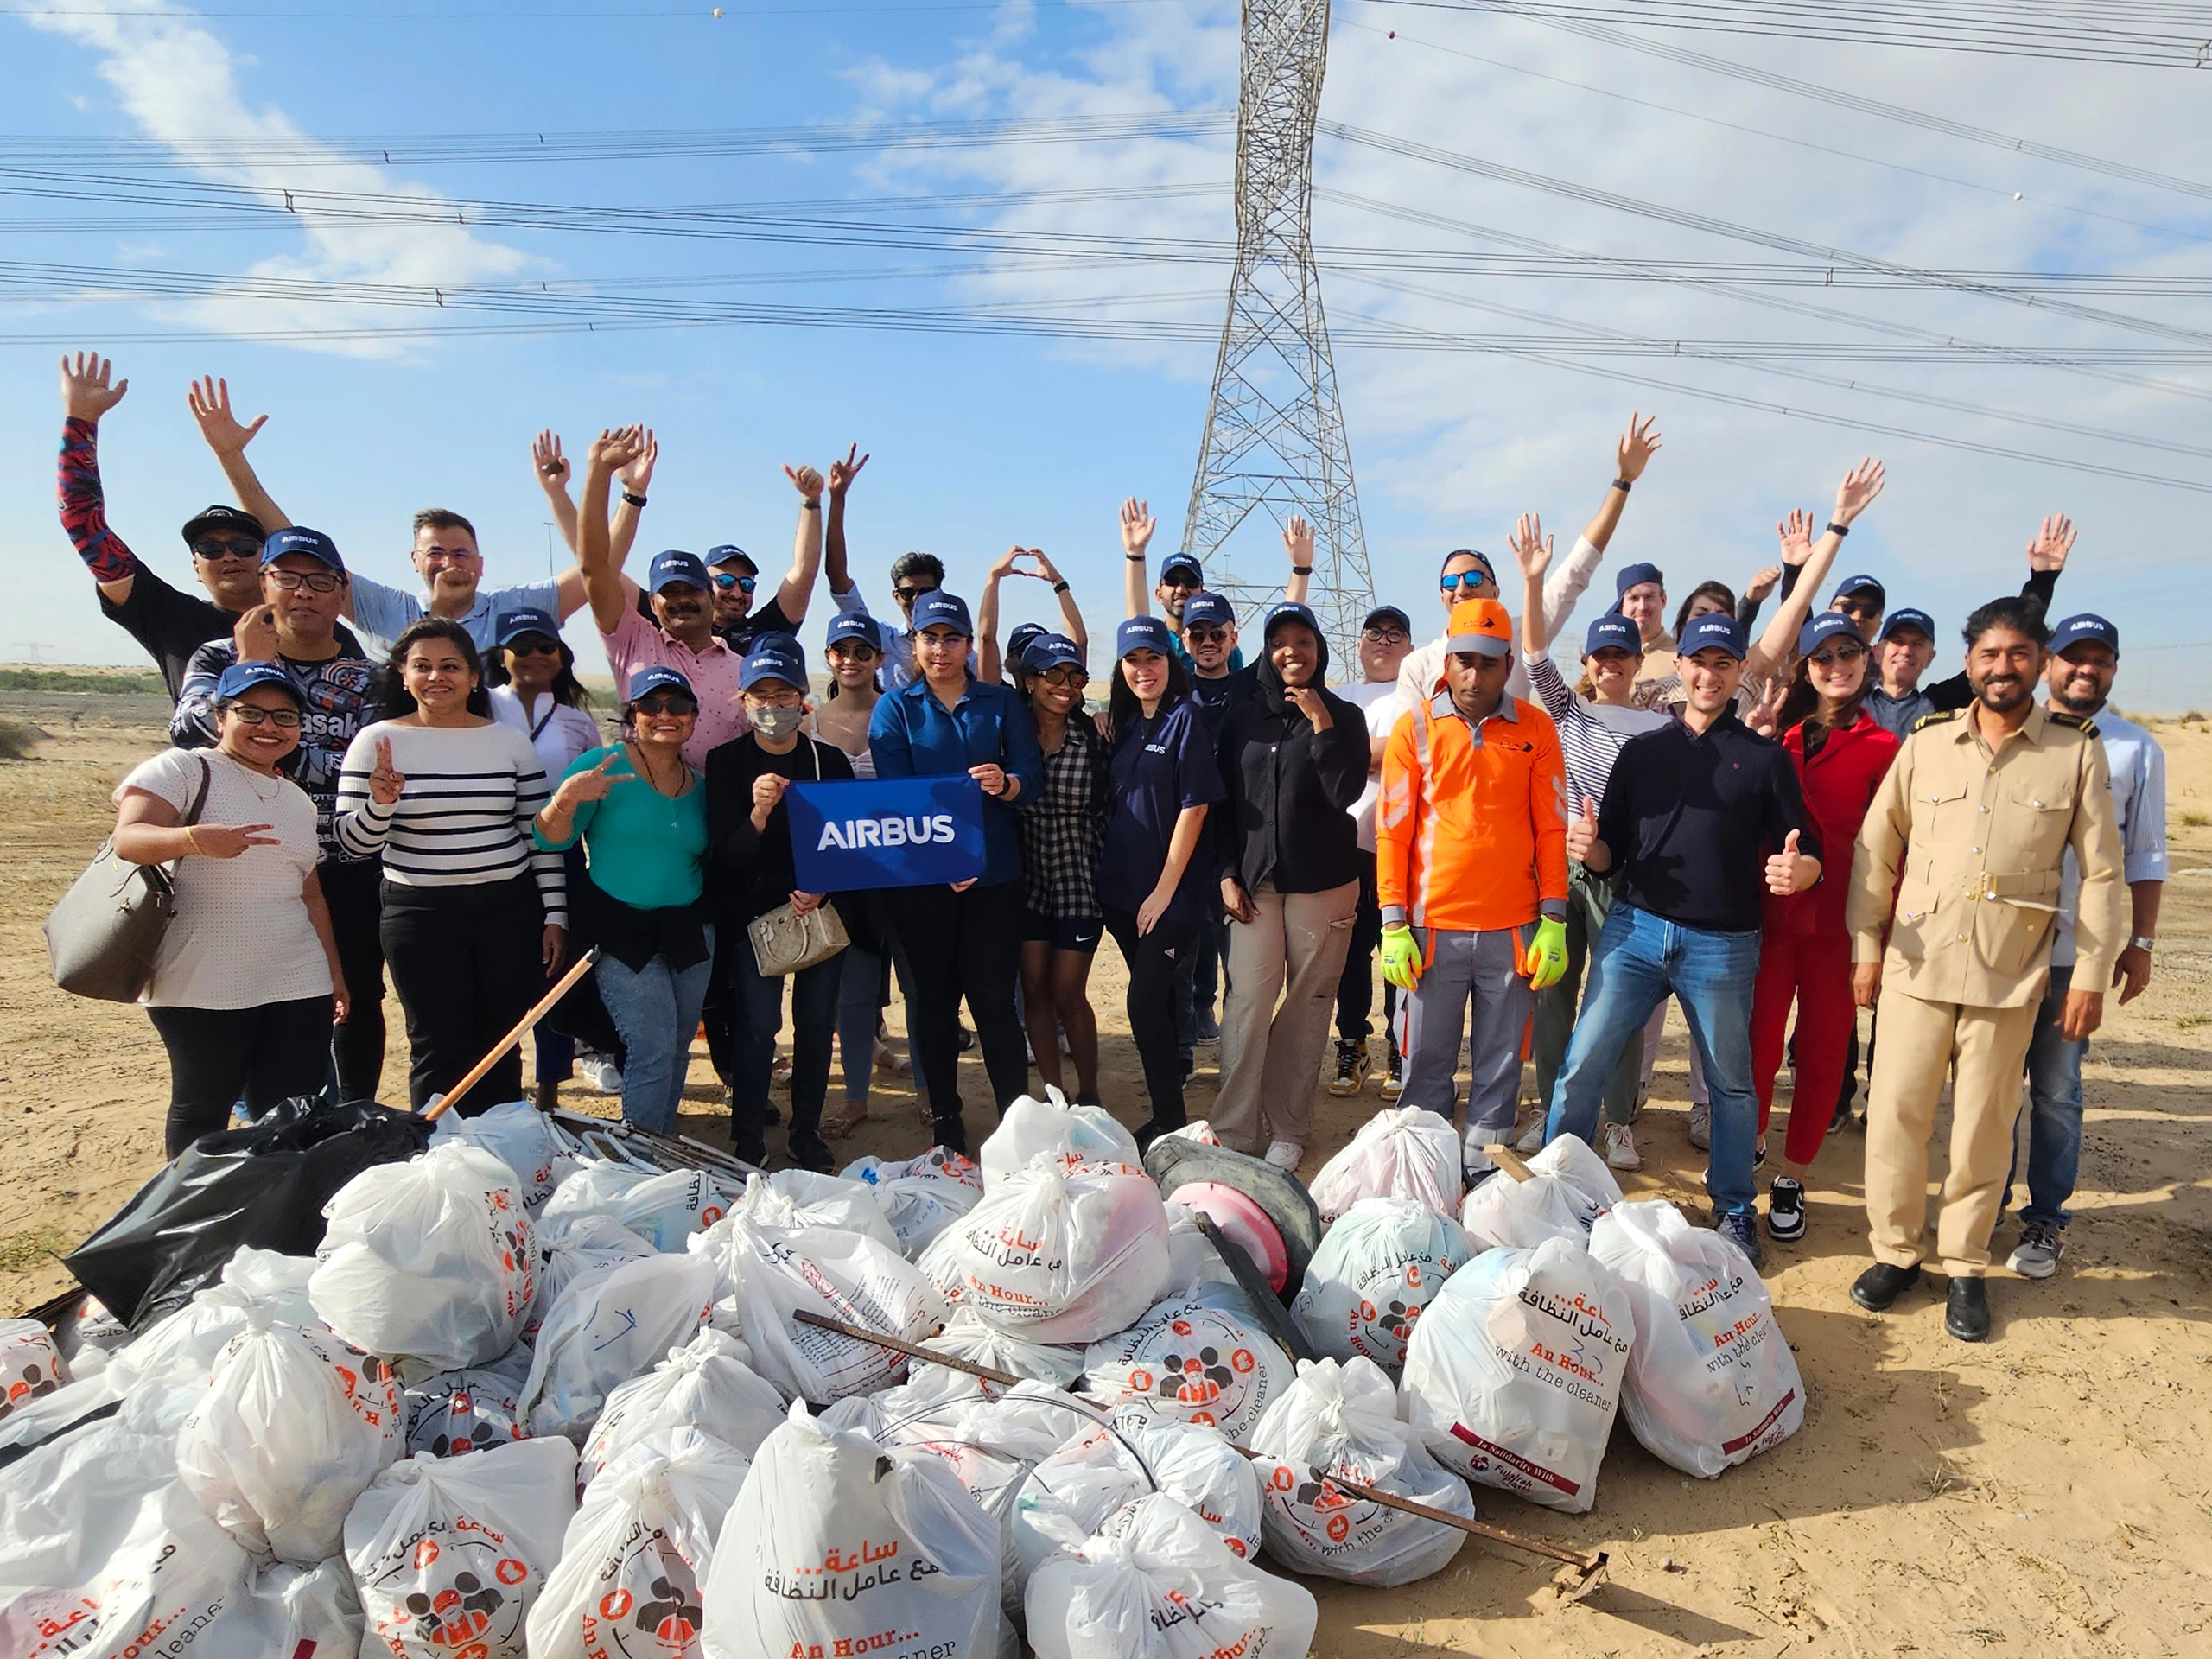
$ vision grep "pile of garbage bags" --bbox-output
[0,1095,1805,1657]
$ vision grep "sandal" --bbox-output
[820,1106,871,1141]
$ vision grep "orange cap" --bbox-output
[1444,596,1513,658]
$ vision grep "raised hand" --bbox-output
[2027,513,2076,572]
[532,429,570,492]
[616,429,658,493]
[828,443,868,497]
[785,461,824,502]
[187,822,280,858]
[1743,563,1783,604]
[1833,456,1885,525]
[1617,411,1662,482]
[60,351,128,423]
[1119,497,1155,558]
[1028,546,1067,586]
[751,772,790,820]
[368,736,406,808]
[1507,512,1553,581]
[1764,828,1819,895]
[1777,508,1816,567]
[1282,512,1314,568]
[1565,795,1599,864]
[587,424,644,478]
[187,376,265,454]
[988,546,1027,582]
[555,751,630,809]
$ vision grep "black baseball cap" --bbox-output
[1363,605,1412,633]
[181,505,264,547]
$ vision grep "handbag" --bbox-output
[748,738,850,976]
[44,754,213,1002]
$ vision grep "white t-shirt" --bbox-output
[114,747,331,1010]
[491,686,604,785]
[1338,679,1402,855]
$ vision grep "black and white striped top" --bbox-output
[334,719,566,925]
[1523,647,1671,815]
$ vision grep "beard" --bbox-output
[1974,673,2032,713]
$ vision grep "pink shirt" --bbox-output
[601,603,749,768]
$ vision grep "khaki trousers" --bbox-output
[1212,879,1360,1153]
[1864,987,2039,1277]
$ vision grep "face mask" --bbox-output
[751,703,806,741]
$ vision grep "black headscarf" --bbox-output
[1254,610,1331,719]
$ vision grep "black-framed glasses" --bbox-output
[505,635,560,657]
[712,572,757,594]
[191,537,261,562]
[267,569,343,594]
[223,703,301,728]
[1363,626,1410,645]
[1185,626,1230,645]
[1037,666,1090,688]
[632,695,698,716]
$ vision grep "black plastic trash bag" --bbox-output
[64,1097,433,1332]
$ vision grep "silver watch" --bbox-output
[2128,934,2157,953]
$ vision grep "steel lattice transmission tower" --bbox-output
[1181,0,1371,658]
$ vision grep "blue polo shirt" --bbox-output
[868,673,1044,887]
[1101,696,1226,924]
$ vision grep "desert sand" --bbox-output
[3,681,2209,1656]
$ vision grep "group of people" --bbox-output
[60,350,2164,1344]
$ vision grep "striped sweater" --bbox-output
[1522,647,1670,816]
[334,719,566,925]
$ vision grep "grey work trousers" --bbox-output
[1212,878,1359,1153]
[1400,924,1535,1173]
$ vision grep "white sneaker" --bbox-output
[1603,1122,1642,1172]
[1688,1100,1712,1151]
[579,1056,623,1096]
[1263,1141,1304,1171]
[1516,1118,1547,1154]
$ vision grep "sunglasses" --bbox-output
[1185,626,1230,645]
[829,641,881,662]
[632,695,698,716]
[192,537,261,562]
[1808,645,1868,668]
[223,703,301,728]
[505,636,560,657]
[267,569,343,594]
[1439,569,1493,593]
[893,584,936,604]
[712,572,757,594]
[1834,597,1881,615]
[1036,666,1089,688]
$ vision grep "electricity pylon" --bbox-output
[1181,0,1372,658]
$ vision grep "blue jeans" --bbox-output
[837,944,886,1107]
[594,927,715,1136]
[1546,902,1763,1218]
[2009,963,2084,1230]
[733,941,842,1158]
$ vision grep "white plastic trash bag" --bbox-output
[581,1327,785,1487]
[429,1098,570,1209]
[1401,1234,1634,1515]
[936,1157,1173,1344]
[530,1211,658,1340]
[346,1435,577,1659]
[759,1167,905,1253]
[404,1342,535,1459]
[1459,1169,1592,1254]
[527,1425,749,1659]
[844,1146,985,1255]
[1292,1197,1472,1377]
[176,1306,403,1562]
[1247,1356,1471,1586]
[1127,1419,1263,1563]
[521,1251,716,1441]
[924,1306,1085,1395]
[1164,1120,1225,1147]
[981,1087,1141,1187]
[540,1161,726,1253]
[1009,1417,1154,1586]
[1528,1132,1624,1217]
[0,1318,68,1421]
[312,1141,538,1379]
[1308,1107,1463,1224]
[1083,1287,1294,1442]
[701,1402,1002,1659]
[1590,1198,1804,1478]
[52,1294,130,1384]
[1026,1491,1318,1659]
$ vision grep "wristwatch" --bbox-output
[620,490,647,508]
[2128,934,2157,953]
[1826,520,1850,537]
[1291,564,1313,575]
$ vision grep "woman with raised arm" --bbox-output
[978,544,1090,684]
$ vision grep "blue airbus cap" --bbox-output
[912,590,974,637]
[213,661,305,706]
[825,611,883,652]
[1878,607,1935,643]
[647,549,711,594]
[1021,632,1085,674]
[1833,573,1886,605]
[1614,560,1664,598]
[1438,548,1496,587]
[1181,592,1236,630]
[1797,611,1865,658]
[261,526,345,571]
[1585,611,1641,656]
[1006,621,1047,665]
[624,664,696,705]
[1159,551,1205,586]
[1679,612,1745,660]
[495,607,559,647]
[741,634,808,691]
[2050,613,2120,656]
[1116,615,1175,658]
[1262,601,1322,642]
[705,543,758,574]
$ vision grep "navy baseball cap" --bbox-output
[1679,612,1745,660]
[213,661,304,706]
[2050,613,2120,656]
[912,591,974,637]
[1878,607,1936,643]
[1262,601,1322,641]
[1585,611,1640,656]
[1797,611,1866,658]
[825,611,883,652]
[1833,573,1886,606]
[1021,632,1085,674]
[1181,592,1236,631]
[1438,548,1496,586]
[1006,621,1047,664]
[1116,615,1175,659]
[705,543,758,574]
[181,505,264,547]
[624,664,696,705]
[1159,551,1205,586]
[495,607,560,647]
[1363,604,1411,633]
[261,526,344,571]
[647,550,711,594]
[1614,560,1664,598]
[740,634,808,691]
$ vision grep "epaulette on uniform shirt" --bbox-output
[2047,708,2101,737]
[1912,708,1964,733]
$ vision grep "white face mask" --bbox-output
[751,703,806,741]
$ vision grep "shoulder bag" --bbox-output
[747,739,850,976]
[44,754,213,1002]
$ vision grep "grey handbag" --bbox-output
[44,755,212,1002]
[747,738,849,976]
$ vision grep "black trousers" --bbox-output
[380,874,544,1112]
[1335,848,1398,1042]
[319,854,387,1102]
[887,878,1028,1150]
[1105,907,1194,1131]
[700,912,742,1087]
[147,995,336,1156]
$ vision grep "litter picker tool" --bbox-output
[423,946,600,1122]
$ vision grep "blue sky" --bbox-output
[5,0,2209,707]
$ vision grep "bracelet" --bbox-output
[802,499,822,512]
[621,491,647,508]
[1827,520,1849,537]
[1126,553,1147,563]
[1292,564,1313,575]
[1052,580,1070,594]
[1611,479,1632,493]
[184,826,204,855]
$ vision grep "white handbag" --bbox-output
[747,739,849,976]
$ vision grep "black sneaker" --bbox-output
[1850,1260,1921,1312]
[1766,1176,1807,1243]
[1133,1115,1185,1152]
[1715,1212,1765,1271]
[785,1134,836,1174]
[1945,1276,1991,1343]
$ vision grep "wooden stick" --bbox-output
[423,946,600,1123]
[1484,1144,1535,1182]
[791,1309,1605,1577]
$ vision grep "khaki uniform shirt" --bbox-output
[1847,702,2125,1009]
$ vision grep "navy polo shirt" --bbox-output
[1100,697,1226,923]
[868,673,1045,887]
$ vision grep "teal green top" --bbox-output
[535,744,709,910]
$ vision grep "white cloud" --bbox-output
[26,0,533,356]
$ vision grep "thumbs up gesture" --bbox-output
[1565,795,1599,865]
[1764,828,1821,896]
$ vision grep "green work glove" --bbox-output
[1380,925,1423,992]
[1522,917,1568,990]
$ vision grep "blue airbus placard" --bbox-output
[787,775,988,891]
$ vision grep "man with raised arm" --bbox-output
[1119,497,1312,671]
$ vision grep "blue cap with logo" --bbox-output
[261,525,345,571]
[1006,621,1047,664]
[495,607,560,648]
[1614,560,1664,599]
[214,661,305,706]
[1877,607,1935,643]
[826,611,883,652]
[1585,611,1641,657]
[1832,573,1886,604]
[1159,551,1205,586]
[1438,548,1496,587]
[912,590,974,637]
[1679,611,1745,660]
[647,549,711,594]
[1116,615,1175,659]
[741,633,808,691]
[705,543,757,574]
[624,664,697,705]
[1262,601,1322,642]
[1021,632,1085,674]
[2050,613,2120,656]
[1797,611,1865,658]
[1181,592,1236,631]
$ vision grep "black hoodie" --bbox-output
[1214,624,1370,894]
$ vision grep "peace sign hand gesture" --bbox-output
[368,736,406,808]
[188,822,280,858]
[828,443,869,498]
[554,751,630,810]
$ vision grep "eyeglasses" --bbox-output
[1363,626,1409,645]
[223,703,301,728]
[191,537,261,562]
[1160,574,1202,591]
[267,569,343,594]
[1439,570,1493,593]
[829,641,880,663]
[1834,598,1881,617]
[1185,626,1230,645]
[505,636,559,657]
[1036,666,1089,689]
[1808,645,1868,668]
[712,572,757,594]
[893,584,936,605]
[632,695,697,716]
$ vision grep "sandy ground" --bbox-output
[5,685,2211,1656]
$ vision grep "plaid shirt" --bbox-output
[1020,718,1109,919]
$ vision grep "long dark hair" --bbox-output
[506,635,594,711]
[1108,649,1193,741]
[1776,642,1871,738]
[379,616,493,719]
[1673,581,1736,641]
